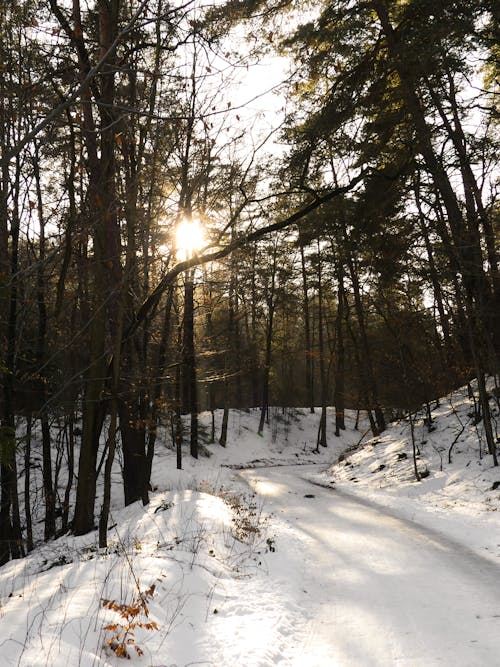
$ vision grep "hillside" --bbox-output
[0,387,499,666]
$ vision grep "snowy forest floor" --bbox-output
[0,382,499,666]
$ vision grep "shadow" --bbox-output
[238,465,500,666]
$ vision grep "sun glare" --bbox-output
[176,218,205,261]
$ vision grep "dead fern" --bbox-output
[102,584,158,659]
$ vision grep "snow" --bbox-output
[241,465,500,666]
[1,388,500,666]
[312,385,500,565]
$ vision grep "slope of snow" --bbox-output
[313,384,500,564]
[0,407,357,666]
[1,391,499,666]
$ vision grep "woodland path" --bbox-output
[239,464,500,666]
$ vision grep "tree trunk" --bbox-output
[99,293,124,545]
[258,241,278,435]
[346,250,385,434]
[145,287,174,499]
[220,280,236,447]
[33,144,56,540]
[119,395,148,506]
[174,295,183,469]
[334,266,346,436]
[1,146,24,560]
[24,414,33,551]
[300,241,314,413]
[68,0,123,535]
[182,272,198,458]
[316,242,327,449]
[61,412,75,533]
[372,3,496,460]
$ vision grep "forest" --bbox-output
[0,0,498,569]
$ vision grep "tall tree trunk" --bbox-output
[300,241,314,413]
[145,287,174,498]
[119,395,147,505]
[316,242,327,449]
[250,244,260,407]
[346,250,385,434]
[220,279,236,447]
[33,142,56,540]
[0,107,13,565]
[371,0,496,460]
[345,300,378,436]
[1,145,24,560]
[24,414,33,551]
[68,0,123,535]
[334,265,346,436]
[258,241,278,435]
[99,288,124,545]
[414,177,453,365]
[427,72,500,369]
[174,294,183,470]
[182,271,198,458]
[61,411,74,533]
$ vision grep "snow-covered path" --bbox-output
[240,464,500,667]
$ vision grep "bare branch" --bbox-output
[127,169,368,339]
[2,0,150,167]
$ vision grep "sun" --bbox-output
[175,217,205,261]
